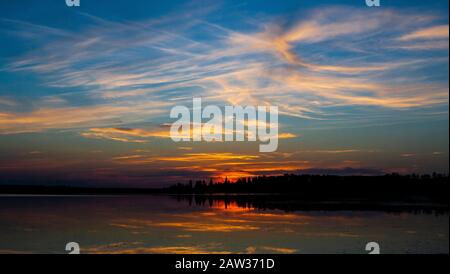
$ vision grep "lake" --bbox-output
[0,195,448,254]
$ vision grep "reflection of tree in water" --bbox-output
[170,173,449,215]
[173,194,449,215]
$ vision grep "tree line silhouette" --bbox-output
[167,173,448,203]
[1,173,448,206]
[166,173,448,213]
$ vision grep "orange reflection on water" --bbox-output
[210,200,255,212]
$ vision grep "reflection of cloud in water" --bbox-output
[301,232,361,238]
[153,222,260,232]
[83,241,297,254]
[84,242,232,254]
[0,196,447,254]
[261,246,297,254]
[0,249,31,254]
[108,206,374,236]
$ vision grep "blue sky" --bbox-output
[0,0,448,186]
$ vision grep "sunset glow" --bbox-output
[0,0,448,187]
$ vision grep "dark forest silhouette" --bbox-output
[167,173,449,213]
[1,173,448,212]
[168,173,448,198]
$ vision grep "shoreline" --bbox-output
[1,192,448,213]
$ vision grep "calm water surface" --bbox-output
[0,195,448,254]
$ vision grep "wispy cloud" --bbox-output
[156,153,260,162]
[398,25,449,41]
[81,127,170,143]
[396,24,449,50]
[1,6,448,136]
[0,3,448,179]
[0,102,169,134]
[0,97,17,107]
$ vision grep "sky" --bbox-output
[0,0,448,187]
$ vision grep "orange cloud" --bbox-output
[0,103,168,134]
[157,153,260,162]
[399,25,449,41]
[81,127,171,143]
